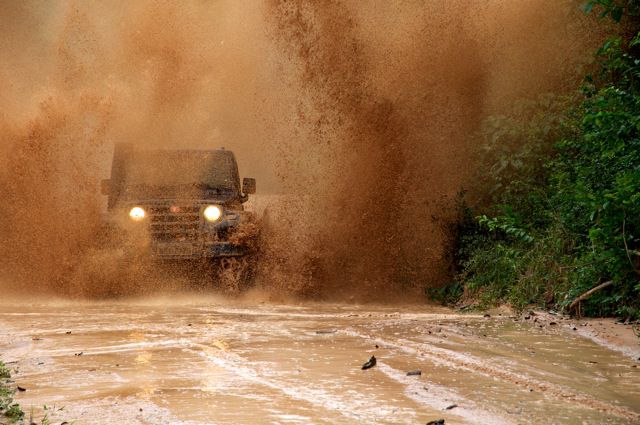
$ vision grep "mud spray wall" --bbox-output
[0,1,600,299]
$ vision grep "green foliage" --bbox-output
[584,0,640,22]
[448,3,640,318]
[0,363,10,380]
[5,404,25,421]
[0,361,24,424]
[477,215,534,243]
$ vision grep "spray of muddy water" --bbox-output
[0,1,603,299]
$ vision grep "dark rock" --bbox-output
[549,322,557,326]
[361,356,376,370]
[375,344,379,349]
[426,420,445,425]
[483,314,491,318]
[315,329,337,334]
[65,331,72,335]
[406,370,422,376]
[445,404,458,410]
[74,352,83,356]
[17,386,26,392]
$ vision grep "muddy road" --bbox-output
[1,298,638,425]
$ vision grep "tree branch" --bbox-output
[569,280,614,312]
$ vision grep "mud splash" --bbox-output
[0,1,605,298]
[262,0,606,299]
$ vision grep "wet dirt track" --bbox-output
[1,299,639,425]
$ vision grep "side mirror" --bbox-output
[242,177,256,195]
[101,179,111,195]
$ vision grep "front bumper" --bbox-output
[149,241,248,260]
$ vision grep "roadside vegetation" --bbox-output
[1,361,65,425]
[0,361,25,424]
[446,0,640,319]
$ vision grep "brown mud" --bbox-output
[0,1,608,299]
[1,299,639,424]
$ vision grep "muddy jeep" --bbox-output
[100,143,259,289]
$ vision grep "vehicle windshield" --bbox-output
[123,150,238,191]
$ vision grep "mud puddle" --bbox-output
[1,298,639,424]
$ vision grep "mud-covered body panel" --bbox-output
[101,146,257,262]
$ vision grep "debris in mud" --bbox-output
[426,419,445,425]
[483,314,491,318]
[31,337,42,341]
[315,329,337,334]
[445,404,458,410]
[361,356,376,370]
[74,352,83,356]
[65,331,72,335]
[16,386,26,392]
[407,370,422,376]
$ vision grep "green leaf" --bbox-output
[583,1,595,14]
[611,7,623,22]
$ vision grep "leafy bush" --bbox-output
[451,1,640,318]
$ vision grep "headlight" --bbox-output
[129,206,146,221]
[203,205,222,222]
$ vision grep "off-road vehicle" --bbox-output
[100,143,258,288]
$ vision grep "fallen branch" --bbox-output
[569,280,614,312]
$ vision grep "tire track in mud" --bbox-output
[183,317,510,424]
[187,343,412,424]
[344,329,640,422]
[377,363,513,425]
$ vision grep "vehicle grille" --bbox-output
[147,205,202,242]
